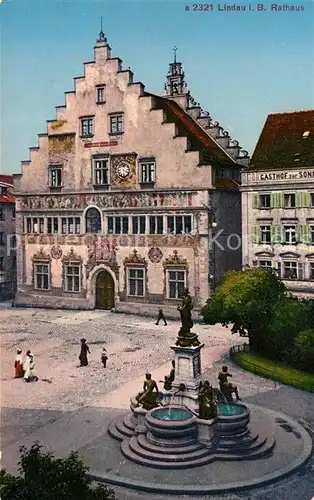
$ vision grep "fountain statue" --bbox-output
[135,373,159,410]
[175,288,201,347]
[163,360,175,390]
[218,365,241,402]
[198,380,217,419]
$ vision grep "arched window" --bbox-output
[85,208,101,233]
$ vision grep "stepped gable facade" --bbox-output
[241,110,314,298]
[13,32,246,312]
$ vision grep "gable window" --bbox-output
[259,194,271,209]
[49,166,62,188]
[47,217,59,234]
[93,158,109,185]
[128,268,144,297]
[167,215,192,235]
[85,208,101,233]
[283,261,297,280]
[132,216,146,234]
[140,160,155,184]
[284,225,296,244]
[96,85,105,104]
[34,263,50,290]
[81,117,94,137]
[167,270,186,299]
[107,216,128,234]
[149,215,163,234]
[284,193,296,208]
[260,225,271,244]
[109,113,124,134]
[64,265,81,293]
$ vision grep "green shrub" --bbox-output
[291,329,314,374]
[0,442,116,500]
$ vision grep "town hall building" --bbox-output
[13,30,249,314]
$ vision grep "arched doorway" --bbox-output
[95,271,115,309]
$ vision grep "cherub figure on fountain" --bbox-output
[218,365,241,402]
[136,373,160,410]
[175,288,201,347]
[198,380,217,419]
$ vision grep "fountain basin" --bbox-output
[146,406,198,440]
[216,402,250,435]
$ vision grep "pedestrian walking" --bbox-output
[78,338,90,367]
[14,349,24,378]
[155,308,167,326]
[101,347,108,368]
[24,351,38,382]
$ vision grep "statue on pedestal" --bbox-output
[175,288,200,347]
[136,373,160,410]
[218,365,241,402]
[198,380,217,419]
[162,360,175,390]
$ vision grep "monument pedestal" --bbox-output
[161,343,204,414]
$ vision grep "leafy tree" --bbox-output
[201,268,286,351]
[0,442,116,500]
[291,329,314,373]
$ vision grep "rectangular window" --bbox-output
[167,215,192,235]
[0,208,3,221]
[283,261,297,280]
[35,263,49,290]
[168,270,186,299]
[311,226,314,245]
[47,217,59,234]
[12,207,16,219]
[75,217,81,234]
[81,117,94,137]
[259,194,271,209]
[260,225,271,244]
[0,256,4,271]
[93,158,109,185]
[149,215,163,234]
[132,216,146,234]
[109,113,124,134]
[65,265,80,292]
[284,225,296,244]
[309,263,314,280]
[61,218,67,234]
[284,193,296,208]
[68,217,74,234]
[49,167,62,188]
[128,268,144,297]
[96,85,105,104]
[0,232,4,246]
[258,260,272,268]
[140,161,155,184]
[27,218,32,233]
[107,216,129,234]
[311,193,314,207]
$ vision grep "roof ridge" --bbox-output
[268,109,314,115]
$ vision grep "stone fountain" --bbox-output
[108,289,275,468]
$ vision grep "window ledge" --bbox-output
[139,182,155,188]
[64,290,82,294]
[108,132,124,136]
[80,135,94,139]
[96,101,106,105]
[34,288,51,292]
[93,184,110,190]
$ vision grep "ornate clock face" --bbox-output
[117,162,130,179]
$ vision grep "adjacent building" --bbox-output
[242,110,314,298]
[0,175,16,300]
[13,31,249,313]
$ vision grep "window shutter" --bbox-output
[270,192,277,209]
[271,225,282,244]
[278,192,284,208]
[297,263,304,280]
[298,225,310,244]
[252,193,259,209]
[303,191,311,208]
[252,226,259,243]
[296,191,303,208]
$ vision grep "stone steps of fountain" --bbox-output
[107,421,125,442]
[123,414,136,432]
[121,439,216,469]
[218,432,259,448]
[216,436,276,460]
[128,435,211,464]
[217,435,266,454]
[108,417,135,442]
[137,433,203,455]
[116,419,135,438]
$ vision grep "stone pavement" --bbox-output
[1,307,314,499]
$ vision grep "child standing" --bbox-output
[101,347,108,368]
[14,349,24,378]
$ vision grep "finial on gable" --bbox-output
[173,46,177,64]
[97,17,107,43]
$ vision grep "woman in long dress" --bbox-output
[14,349,24,378]
[78,338,90,367]
[24,351,38,382]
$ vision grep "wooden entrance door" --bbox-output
[95,271,115,309]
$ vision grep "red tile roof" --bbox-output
[0,174,14,187]
[250,110,314,171]
[0,174,15,204]
[148,94,236,167]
